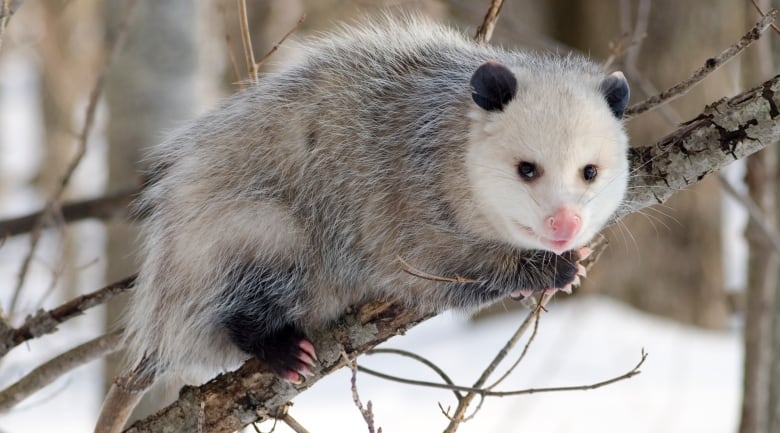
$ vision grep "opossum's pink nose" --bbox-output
[546,207,581,241]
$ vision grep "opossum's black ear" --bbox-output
[600,71,630,119]
[471,61,518,112]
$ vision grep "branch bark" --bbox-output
[122,74,780,433]
[0,276,135,358]
[0,329,123,412]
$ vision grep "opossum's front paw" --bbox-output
[511,247,590,300]
[552,246,590,294]
[256,325,318,384]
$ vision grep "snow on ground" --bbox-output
[0,295,741,433]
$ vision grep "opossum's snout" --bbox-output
[514,206,583,254]
[542,206,582,253]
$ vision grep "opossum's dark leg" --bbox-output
[441,249,580,309]
[218,263,317,383]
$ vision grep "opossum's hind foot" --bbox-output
[220,261,317,383]
[254,325,318,384]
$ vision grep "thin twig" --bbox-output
[8,0,138,316]
[237,0,256,81]
[0,275,135,358]
[624,9,778,119]
[0,329,123,412]
[442,293,552,433]
[225,34,242,85]
[364,348,461,401]
[255,14,305,70]
[474,0,505,45]
[486,300,544,389]
[347,351,381,433]
[355,349,647,397]
[282,414,311,433]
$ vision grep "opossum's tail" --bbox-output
[93,357,155,433]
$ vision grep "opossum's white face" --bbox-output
[464,62,630,254]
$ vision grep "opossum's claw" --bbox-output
[299,339,318,362]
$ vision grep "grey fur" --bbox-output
[122,16,628,383]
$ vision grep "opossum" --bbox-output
[115,14,629,410]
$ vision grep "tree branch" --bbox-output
[622,74,780,214]
[473,0,504,45]
[0,329,123,412]
[0,189,135,238]
[122,72,780,433]
[0,276,135,358]
[624,9,777,119]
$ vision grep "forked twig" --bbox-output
[351,349,647,398]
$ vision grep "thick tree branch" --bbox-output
[623,74,780,214]
[122,73,780,433]
[124,302,433,433]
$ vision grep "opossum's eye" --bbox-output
[582,164,598,182]
[517,161,540,181]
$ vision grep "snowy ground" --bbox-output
[0,295,741,433]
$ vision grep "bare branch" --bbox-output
[473,0,504,45]
[0,329,123,412]
[237,0,256,81]
[751,0,780,35]
[363,348,460,399]
[122,302,433,433]
[441,294,548,433]
[486,302,543,389]
[255,14,305,71]
[623,74,780,214]
[330,349,647,398]
[0,189,135,238]
[0,276,135,358]
[349,352,380,433]
[281,414,310,433]
[624,9,777,119]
